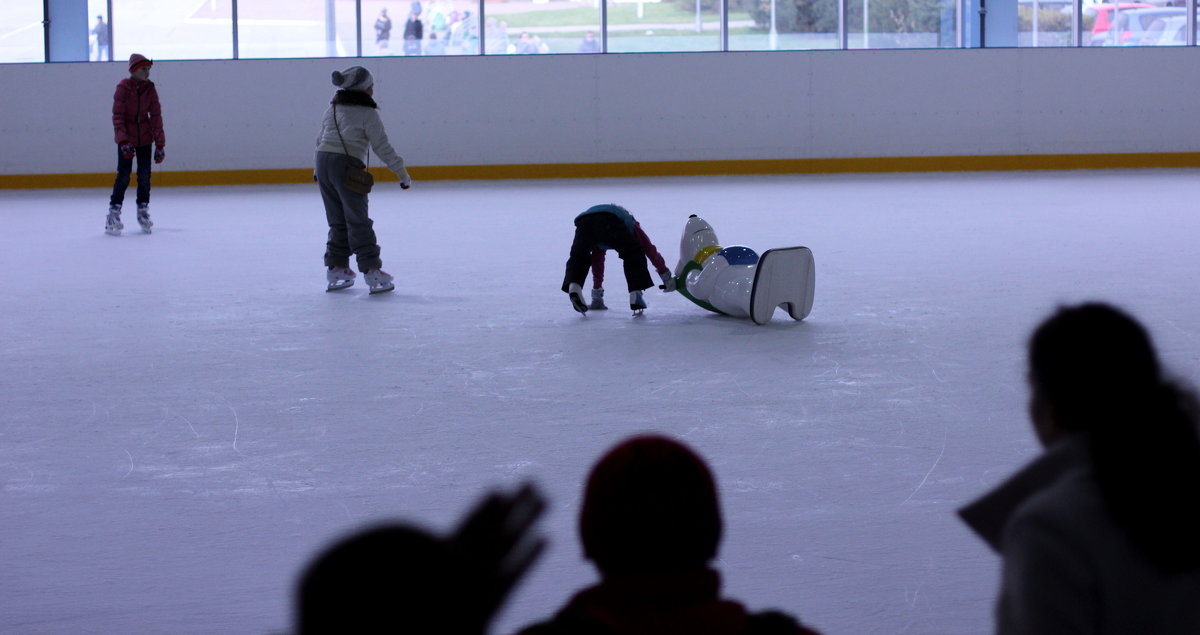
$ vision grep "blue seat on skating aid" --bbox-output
[717,246,759,265]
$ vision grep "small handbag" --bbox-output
[332,104,374,195]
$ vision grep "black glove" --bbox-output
[154,147,165,164]
[119,144,136,159]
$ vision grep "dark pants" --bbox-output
[562,212,653,293]
[110,144,152,207]
[316,151,382,271]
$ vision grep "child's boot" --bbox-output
[105,204,123,236]
[589,287,608,310]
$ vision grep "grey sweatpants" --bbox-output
[316,151,382,271]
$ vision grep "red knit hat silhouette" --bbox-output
[579,435,722,576]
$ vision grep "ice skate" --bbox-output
[136,204,153,234]
[568,283,588,314]
[105,204,123,236]
[589,287,608,311]
[326,266,356,292]
[364,269,395,295]
[630,290,647,316]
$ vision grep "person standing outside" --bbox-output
[577,31,600,54]
[375,9,393,53]
[403,11,423,56]
[106,54,164,236]
[91,16,110,61]
[315,67,412,295]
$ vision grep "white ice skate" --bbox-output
[105,205,123,236]
[364,269,395,295]
[630,290,647,316]
[568,283,588,314]
[326,266,356,292]
[137,204,153,234]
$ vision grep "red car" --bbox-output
[1088,3,1154,45]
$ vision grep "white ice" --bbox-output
[3,170,1200,634]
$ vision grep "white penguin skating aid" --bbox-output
[748,247,815,324]
[671,214,815,325]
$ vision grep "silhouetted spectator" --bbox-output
[517,435,821,635]
[960,302,1200,634]
[297,482,546,634]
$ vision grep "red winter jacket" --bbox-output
[517,569,823,635]
[112,77,165,148]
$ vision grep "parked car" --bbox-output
[1139,14,1188,45]
[1086,3,1153,45]
[1110,7,1185,44]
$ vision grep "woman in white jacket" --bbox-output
[315,66,412,294]
[960,303,1200,634]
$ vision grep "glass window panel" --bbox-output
[0,1,44,63]
[729,0,840,50]
[237,0,357,59]
[606,0,722,52]
[1018,0,1074,47]
[362,0,479,56]
[484,0,601,55]
[848,0,957,49]
[111,0,233,60]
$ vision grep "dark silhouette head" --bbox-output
[1028,302,1162,442]
[296,523,454,634]
[1028,302,1200,573]
[579,435,722,577]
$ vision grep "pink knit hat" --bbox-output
[128,53,152,73]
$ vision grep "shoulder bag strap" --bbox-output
[332,103,370,168]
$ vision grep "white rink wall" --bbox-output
[4,47,1200,175]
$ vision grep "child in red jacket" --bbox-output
[107,53,165,236]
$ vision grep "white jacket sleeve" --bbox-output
[363,109,412,186]
[996,512,1094,635]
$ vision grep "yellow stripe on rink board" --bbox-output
[5,152,1200,189]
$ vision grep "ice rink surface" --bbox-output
[3,170,1200,634]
